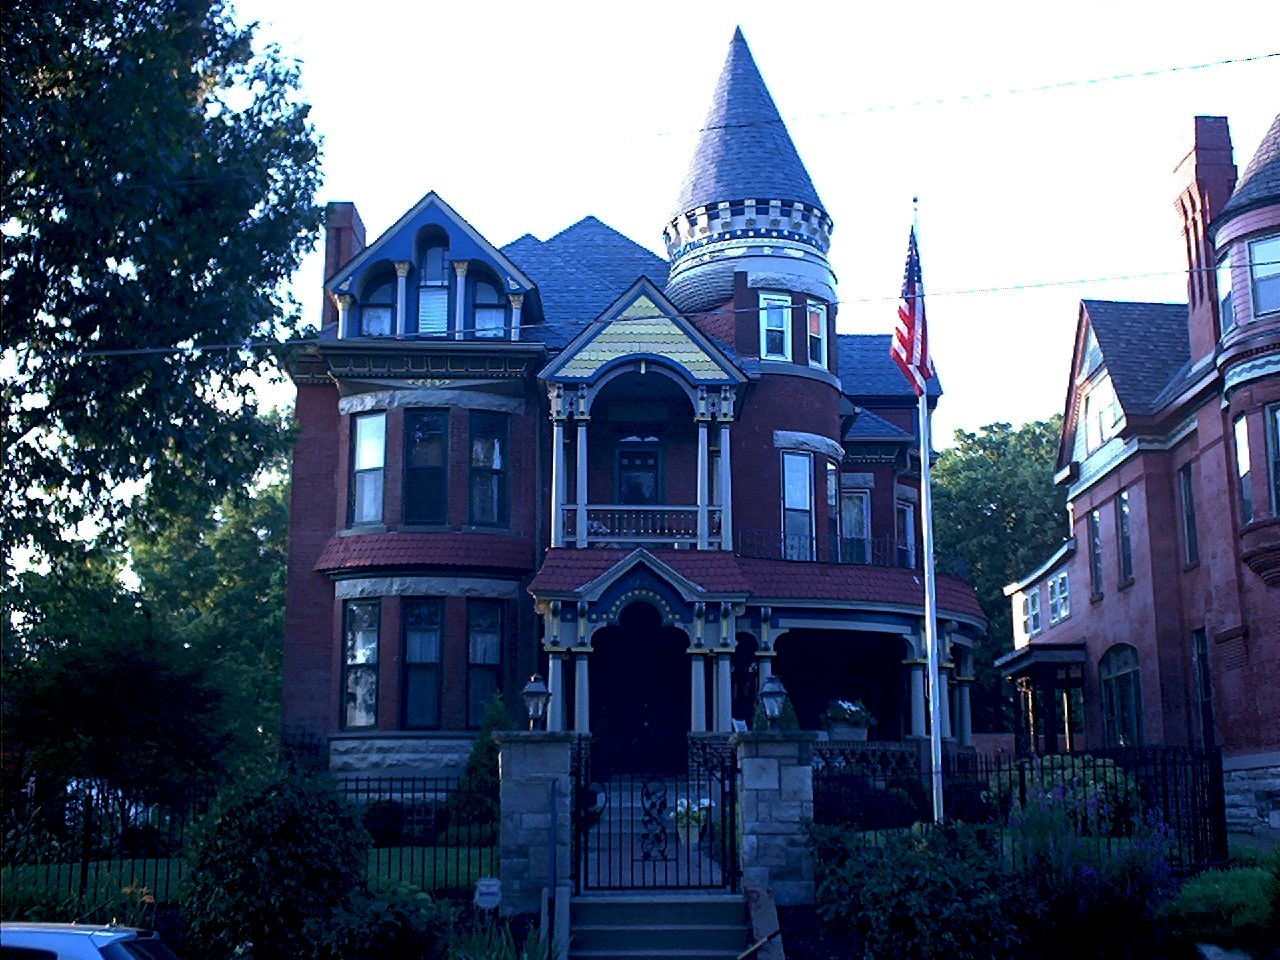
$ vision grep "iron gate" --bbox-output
[572,738,739,891]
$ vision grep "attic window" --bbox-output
[417,240,450,336]
[1083,375,1122,453]
[361,276,395,337]
[473,278,507,339]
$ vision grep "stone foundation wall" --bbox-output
[328,734,475,779]
[735,732,817,906]
[1223,752,1280,831]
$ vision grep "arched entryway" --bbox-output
[590,601,690,774]
[773,630,910,738]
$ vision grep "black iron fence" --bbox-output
[812,745,1228,875]
[2,775,498,905]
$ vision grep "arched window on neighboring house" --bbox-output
[360,272,395,337]
[473,276,507,339]
[1100,643,1143,747]
[417,237,450,336]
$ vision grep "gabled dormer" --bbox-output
[325,192,539,342]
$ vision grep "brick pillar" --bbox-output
[496,732,578,916]
[733,732,817,906]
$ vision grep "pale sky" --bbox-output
[234,0,1279,444]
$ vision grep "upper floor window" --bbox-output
[781,451,813,560]
[343,600,379,729]
[759,292,792,361]
[1116,489,1134,583]
[1083,375,1122,453]
[1269,405,1280,516]
[473,278,507,339]
[350,412,386,526]
[896,500,916,569]
[826,462,839,552]
[618,445,661,505]
[1100,643,1143,747]
[807,300,828,369]
[1048,572,1070,624]
[469,411,509,525]
[1250,235,1280,317]
[1217,254,1235,333]
[1179,464,1199,565]
[417,240,450,336]
[841,489,871,564]
[404,410,447,525]
[467,600,503,728]
[1088,509,1104,598]
[403,598,443,729]
[361,276,395,337]
[1235,414,1254,524]
[1022,588,1042,637]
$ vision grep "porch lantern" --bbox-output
[759,674,787,730]
[522,673,551,731]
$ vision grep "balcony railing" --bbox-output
[735,530,969,577]
[561,504,722,547]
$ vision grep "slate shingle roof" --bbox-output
[316,533,535,574]
[501,217,669,348]
[1082,300,1189,415]
[529,548,984,621]
[843,408,914,442]
[1214,112,1280,231]
[836,334,943,399]
[672,28,824,219]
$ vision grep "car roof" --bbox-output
[1,922,143,942]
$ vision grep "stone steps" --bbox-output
[568,893,750,960]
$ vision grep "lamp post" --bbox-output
[758,674,787,731]
[522,673,551,731]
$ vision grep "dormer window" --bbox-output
[1250,234,1279,317]
[417,239,450,336]
[360,275,395,337]
[759,291,792,360]
[807,300,827,369]
[474,278,507,339]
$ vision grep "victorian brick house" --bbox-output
[282,30,985,777]
[1000,113,1280,828]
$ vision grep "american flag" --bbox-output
[892,227,933,396]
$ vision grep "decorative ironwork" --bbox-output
[638,778,670,860]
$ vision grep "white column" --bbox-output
[909,660,927,738]
[958,680,973,747]
[719,421,733,550]
[575,417,589,548]
[452,260,469,340]
[334,293,353,338]
[715,654,732,731]
[547,651,565,732]
[551,416,566,548]
[508,293,523,341]
[394,261,412,335]
[574,652,590,733]
[697,418,710,549]
[690,654,707,733]
[938,666,953,739]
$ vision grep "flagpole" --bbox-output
[914,199,945,824]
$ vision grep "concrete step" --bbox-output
[569,894,749,960]
[571,893,745,926]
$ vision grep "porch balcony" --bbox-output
[561,504,723,548]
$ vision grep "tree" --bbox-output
[1,0,321,563]
[932,418,1068,731]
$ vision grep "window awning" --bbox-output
[996,641,1086,678]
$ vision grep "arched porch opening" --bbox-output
[773,629,910,738]
[589,601,691,774]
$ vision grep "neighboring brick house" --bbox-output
[1000,113,1280,829]
[282,29,985,778]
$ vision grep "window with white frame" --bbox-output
[350,412,386,526]
[806,300,827,369]
[417,240,450,335]
[1083,374,1122,453]
[467,600,503,728]
[402,598,442,729]
[360,276,395,337]
[781,451,813,560]
[343,600,379,729]
[1234,414,1253,524]
[1217,254,1235,333]
[473,277,507,339]
[1048,572,1070,624]
[759,292,792,361]
[896,500,916,569]
[1250,234,1280,317]
[1022,588,1042,637]
[841,489,871,564]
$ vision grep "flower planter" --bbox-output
[828,723,868,741]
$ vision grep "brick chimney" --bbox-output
[321,201,366,331]
[1173,116,1236,363]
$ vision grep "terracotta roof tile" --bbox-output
[316,532,535,574]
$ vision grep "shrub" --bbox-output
[750,694,799,732]
[317,882,454,960]
[812,823,1028,960]
[0,871,157,928]
[449,694,513,830]
[1158,866,1273,951]
[450,920,553,960]
[181,769,370,960]
[988,754,1140,835]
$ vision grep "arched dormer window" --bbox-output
[417,234,450,336]
[473,276,507,339]
[360,272,395,337]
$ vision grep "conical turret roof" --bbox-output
[672,28,824,218]
[1214,112,1280,231]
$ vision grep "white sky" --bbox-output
[233,0,1279,445]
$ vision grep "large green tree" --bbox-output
[1,0,321,562]
[932,418,1068,732]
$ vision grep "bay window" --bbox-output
[350,412,386,526]
[404,410,447,525]
[343,600,380,729]
[1269,405,1280,515]
[1250,235,1280,317]
[1217,254,1235,332]
[759,292,792,361]
[781,451,813,559]
[807,300,827,368]
[467,601,503,727]
[402,599,443,729]
[469,412,509,525]
[896,500,916,569]
[1235,415,1253,524]
[841,489,870,563]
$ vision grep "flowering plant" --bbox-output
[822,699,876,727]
[674,798,715,828]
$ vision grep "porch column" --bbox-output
[452,260,469,339]
[908,659,927,738]
[690,652,707,732]
[573,651,590,733]
[550,416,566,548]
[715,653,732,731]
[957,676,973,747]
[719,420,733,549]
[508,292,523,341]
[333,293,354,338]
[1040,666,1060,754]
[575,405,589,549]
[394,261,412,335]
[937,665,952,739]
[546,651,566,732]
[697,416,710,549]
